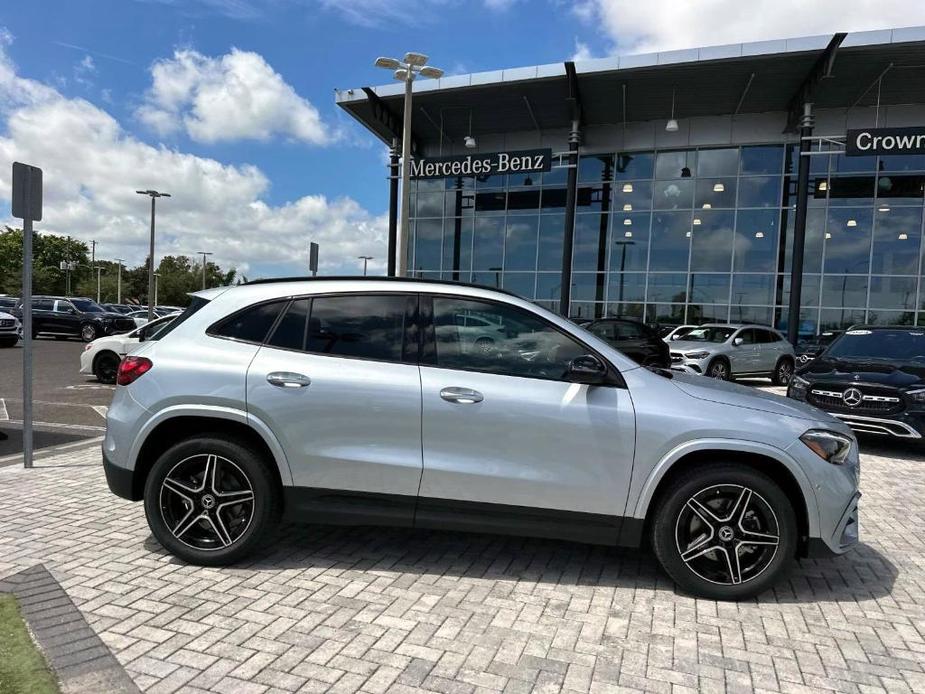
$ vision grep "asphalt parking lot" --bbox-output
[0,338,112,460]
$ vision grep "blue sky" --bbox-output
[1,0,922,277]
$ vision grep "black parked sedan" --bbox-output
[584,317,671,368]
[788,325,925,440]
[15,296,137,342]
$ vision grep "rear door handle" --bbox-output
[439,387,483,404]
[267,372,311,388]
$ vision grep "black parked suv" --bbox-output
[16,296,136,342]
[795,330,842,366]
[788,325,925,440]
[584,317,671,368]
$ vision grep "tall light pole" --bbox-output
[136,189,170,323]
[94,266,104,303]
[197,251,213,290]
[358,255,373,276]
[153,272,161,307]
[374,52,444,277]
[114,258,124,304]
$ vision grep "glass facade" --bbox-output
[409,144,925,333]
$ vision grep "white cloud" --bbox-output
[0,34,385,276]
[73,55,96,88]
[136,48,329,145]
[576,0,925,54]
[571,40,594,62]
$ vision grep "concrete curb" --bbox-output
[0,564,139,694]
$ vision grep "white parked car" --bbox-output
[126,310,152,328]
[0,310,21,347]
[80,313,177,383]
[662,325,696,343]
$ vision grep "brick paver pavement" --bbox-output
[0,441,923,693]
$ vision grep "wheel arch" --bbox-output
[631,439,818,554]
[128,407,293,501]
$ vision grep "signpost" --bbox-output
[309,242,319,277]
[12,162,42,469]
[409,148,552,179]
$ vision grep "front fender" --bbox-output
[629,437,820,538]
[128,404,294,486]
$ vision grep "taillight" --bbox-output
[117,356,152,385]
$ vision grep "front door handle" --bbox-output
[439,387,483,404]
[267,372,311,388]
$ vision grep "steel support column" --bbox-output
[559,122,581,316]
[787,103,814,346]
[388,137,399,277]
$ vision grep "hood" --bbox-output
[670,372,838,424]
[667,339,726,352]
[0,310,16,320]
[800,355,925,387]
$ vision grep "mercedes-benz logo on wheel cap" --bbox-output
[843,387,863,407]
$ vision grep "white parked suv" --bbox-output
[0,310,21,347]
[102,278,860,600]
[80,313,177,383]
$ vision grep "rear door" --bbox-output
[245,293,423,524]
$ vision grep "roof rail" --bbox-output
[241,275,521,297]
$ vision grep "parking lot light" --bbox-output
[136,190,170,323]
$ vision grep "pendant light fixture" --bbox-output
[665,87,679,132]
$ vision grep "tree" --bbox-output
[0,227,89,296]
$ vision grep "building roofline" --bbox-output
[335,25,925,105]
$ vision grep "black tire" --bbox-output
[0,337,16,348]
[707,357,731,381]
[651,463,797,600]
[80,323,98,342]
[772,357,794,386]
[93,351,121,384]
[143,435,281,566]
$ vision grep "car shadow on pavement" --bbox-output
[142,524,897,604]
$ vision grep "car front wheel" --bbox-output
[143,436,280,566]
[93,351,121,384]
[707,358,730,381]
[651,464,797,600]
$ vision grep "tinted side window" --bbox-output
[267,299,310,351]
[33,299,54,310]
[213,301,285,343]
[615,321,645,340]
[589,322,616,341]
[431,297,587,381]
[306,295,407,362]
[737,329,757,345]
[757,329,778,343]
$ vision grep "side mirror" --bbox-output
[567,354,608,385]
[733,337,744,346]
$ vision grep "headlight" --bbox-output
[790,375,810,392]
[800,429,853,465]
[906,388,925,404]
[684,351,710,359]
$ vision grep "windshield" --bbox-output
[827,329,925,362]
[679,326,735,343]
[70,299,105,313]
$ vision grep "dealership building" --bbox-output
[337,27,925,334]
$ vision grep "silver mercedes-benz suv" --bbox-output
[103,278,859,600]
[669,323,796,384]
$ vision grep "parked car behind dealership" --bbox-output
[80,313,177,383]
[0,310,21,347]
[668,323,795,385]
[585,317,671,368]
[15,296,137,342]
[789,326,925,440]
[796,331,842,366]
[103,278,859,600]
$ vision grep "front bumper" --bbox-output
[805,491,861,557]
[788,383,925,439]
[670,355,711,375]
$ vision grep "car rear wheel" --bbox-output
[143,436,280,566]
[707,358,731,381]
[93,351,121,384]
[651,464,797,600]
[772,357,794,386]
[81,324,98,342]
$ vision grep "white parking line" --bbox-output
[92,405,109,419]
[6,420,105,433]
[0,398,7,421]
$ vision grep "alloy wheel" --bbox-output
[81,324,97,342]
[159,454,255,551]
[777,361,794,384]
[709,361,728,380]
[674,484,780,586]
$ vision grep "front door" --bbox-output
[729,328,761,374]
[417,295,635,538]
[245,293,423,524]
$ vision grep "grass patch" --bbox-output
[0,594,59,694]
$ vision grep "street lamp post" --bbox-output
[374,52,444,277]
[357,255,373,276]
[136,189,170,323]
[114,258,124,304]
[197,251,213,290]
[95,266,104,303]
[153,272,161,307]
